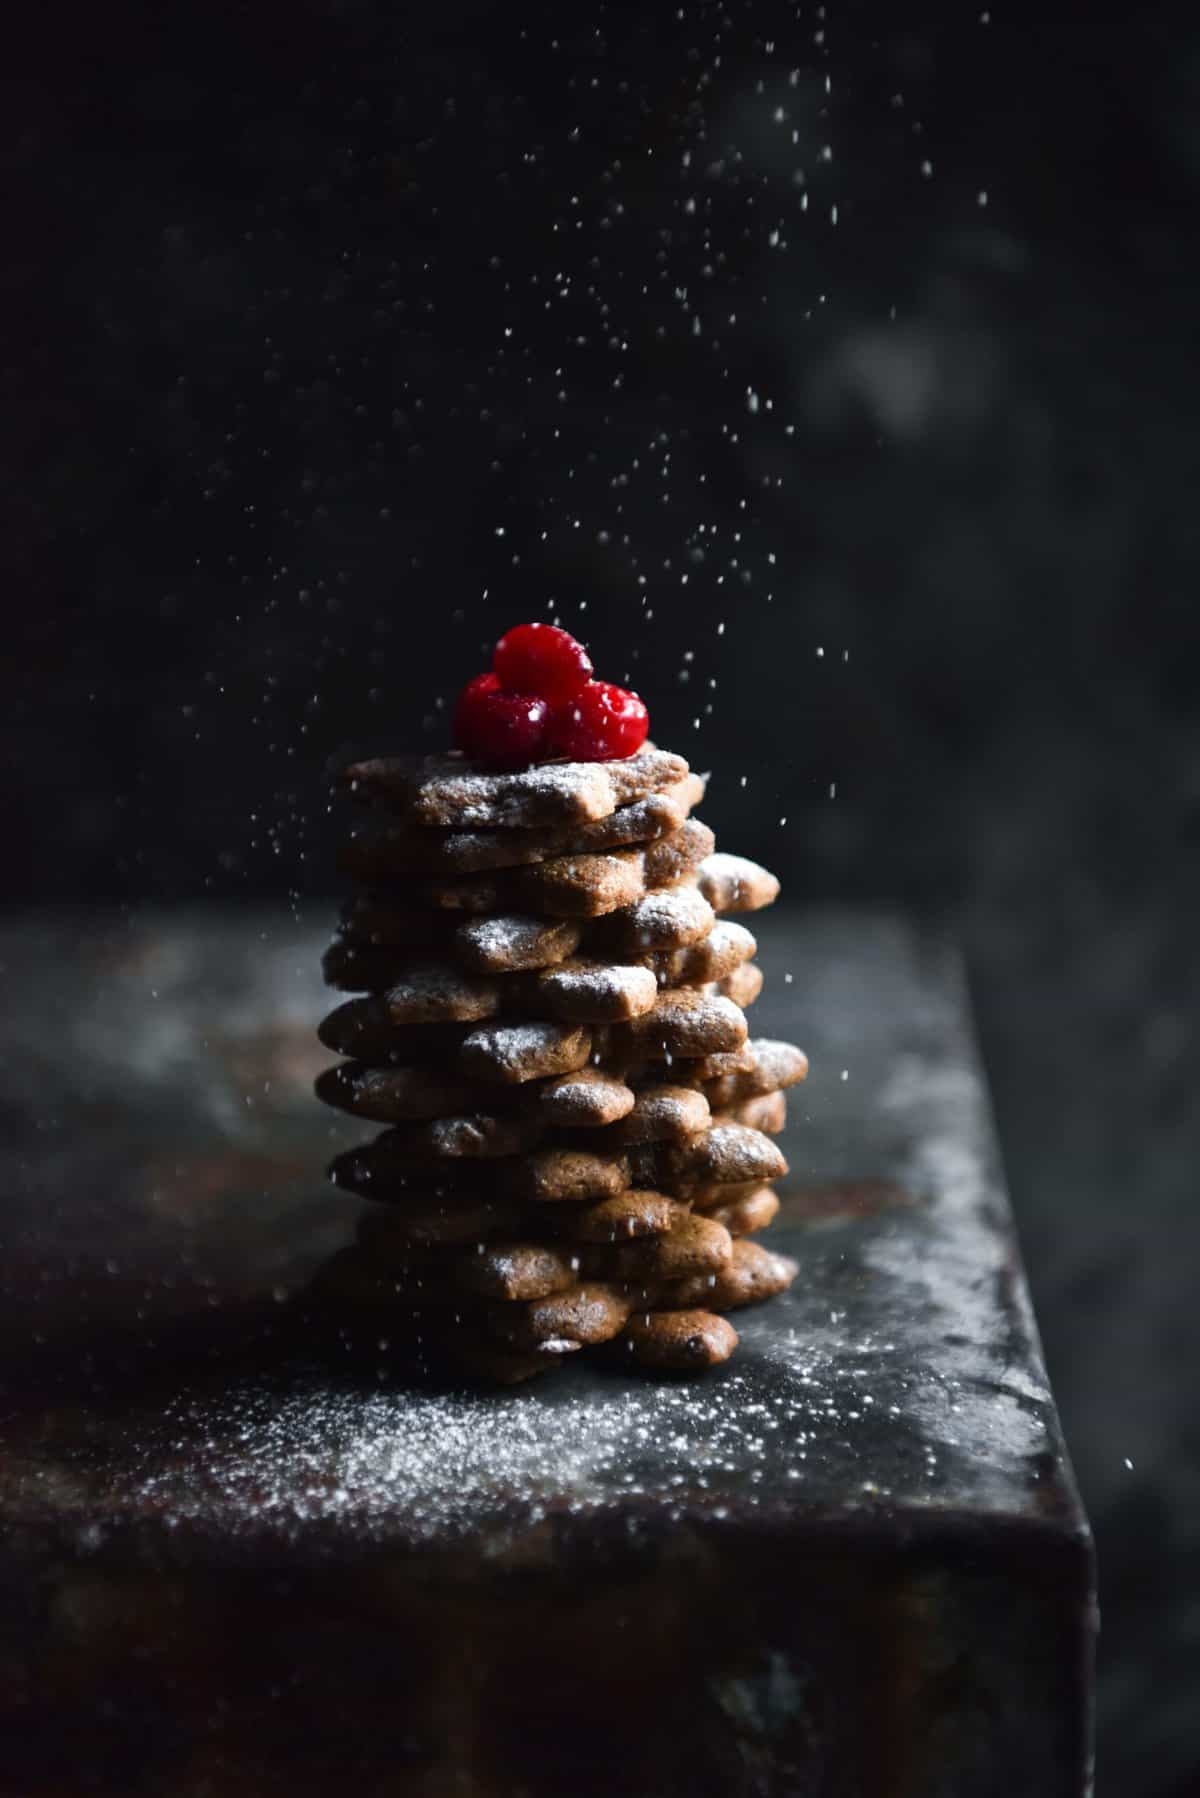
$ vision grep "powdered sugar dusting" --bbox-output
[542,961,658,1012]
[383,963,499,1021]
[698,853,781,915]
[126,1365,857,1546]
[616,887,715,947]
[537,1070,635,1124]
[747,1039,810,1090]
[462,1019,588,1079]
[402,748,689,828]
[679,1122,787,1184]
[456,915,580,971]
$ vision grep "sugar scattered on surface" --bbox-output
[129,1365,853,1543]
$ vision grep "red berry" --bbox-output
[454,671,550,767]
[547,680,649,761]
[493,622,593,706]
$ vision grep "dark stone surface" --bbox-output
[0,907,1093,1796]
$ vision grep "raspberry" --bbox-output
[493,622,593,707]
[547,680,649,761]
[453,671,550,767]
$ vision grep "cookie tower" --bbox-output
[314,624,807,1382]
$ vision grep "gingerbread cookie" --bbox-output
[640,818,716,888]
[339,777,707,879]
[592,886,715,954]
[484,1282,634,1351]
[694,1184,781,1237]
[502,1146,631,1204]
[697,852,781,915]
[520,957,659,1023]
[453,1242,581,1302]
[660,1238,798,1311]
[618,1308,738,1370]
[713,961,764,1010]
[593,1213,732,1283]
[651,1122,788,1190]
[647,919,757,985]
[603,989,748,1061]
[340,745,689,828]
[608,1084,711,1145]
[715,1090,788,1135]
[455,913,583,973]
[534,1067,637,1127]
[702,1038,809,1108]
[556,1189,687,1243]
[459,1020,593,1084]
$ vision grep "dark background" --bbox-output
[4,1,1197,1789]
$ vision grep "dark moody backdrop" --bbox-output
[4,2,1197,1791]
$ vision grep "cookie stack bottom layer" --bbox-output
[314,744,808,1382]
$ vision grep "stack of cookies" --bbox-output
[314,743,807,1382]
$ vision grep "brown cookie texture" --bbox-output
[484,1282,634,1350]
[605,989,748,1060]
[618,1308,738,1370]
[693,1184,781,1237]
[648,920,757,985]
[558,1189,688,1243]
[370,964,505,1022]
[697,852,781,915]
[640,818,716,888]
[452,1242,581,1302]
[415,846,652,920]
[660,1238,799,1311]
[511,847,648,919]
[608,1084,712,1145]
[715,1090,787,1135]
[520,957,659,1023]
[677,1042,758,1081]
[455,914,582,973]
[655,1122,788,1190]
[378,1114,546,1163]
[593,886,715,954]
[338,779,706,878]
[593,1213,733,1282]
[713,961,764,1010]
[502,1147,631,1204]
[702,1038,809,1108]
[339,746,689,828]
[325,925,587,991]
[533,1067,636,1127]
[458,1020,593,1084]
